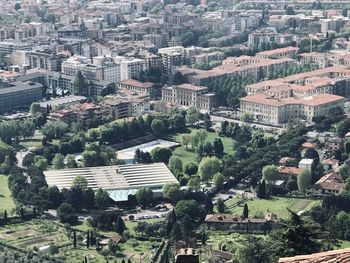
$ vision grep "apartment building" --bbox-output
[248,27,297,47]
[0,41,32,55]
[162,83,216,110]
[117,57,145,81]
[255,46,299,59]
[0,81,43,114]
[240,93,345,125]
[28,50,69,72]
[47,109,77,124]
[117,79,155,95]
[102,98,131,119]
[61,56,91,76]
[320,16,350,33]
[62,55,121,83]
[158,46,185,74]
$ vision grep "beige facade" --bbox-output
[240,93,345,125]
[162,83,216,110]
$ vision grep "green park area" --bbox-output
[0,218,161,262]
[166,128,234,164]
[224,196,320,219]
[0,219,70,250]
[73,218,164,261]
[0,174,15,212]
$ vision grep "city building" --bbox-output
[314,172,345,195]
[158,46,185,74]
[0,81,43,114]
[255,46,299,59]
[205,213,278,233]
[162,83,216,110]
[117,79,155,95]
[239,93,345,125]
[28,50,69,72]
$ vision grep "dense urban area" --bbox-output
[3,0,350,262]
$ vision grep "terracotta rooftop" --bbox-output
[279,157,296,164]
[314,172,345,192]
[175,83,208,91]
[321,158,339,166]
[302,142,317,148]
[256,46,299,57]
[240,93,344,107]
[119,79,154,89]
[278,166,304,176]
[278,248,350,263]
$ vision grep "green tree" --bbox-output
[34,157,48,171]
[74,71,86,95]
[30,103,41,116]
[203,113,212,130]
[198,156,221,182]
[48,244,58,255]
[151,119,165,136]
[336,120,350,137]
[14,3,21,10]
[186,107,199,126]
[257,180,267,199]
[94,188,110,209]
[285,6,295,15]
[135,187,153,207]
[184,162,198,175]
[52,153,65,169]
[187,176,201,191]
[72,175,88,190]
[262,165,279,184]
[217,198,225,213]
[175,199,201,222]
[66,155,78,168]
[57,203,78,225]
[297,170,312,192]
[240,113,254,123]
[168,156,183,176]
[162,183,181,203]
[116,217,125,234]
[213,172,224,189]
[267,210,333,260]
[243,203,249,218]
[150,147,172,164]
[213,138,224,156]
[235,236,271,263]
[181,134,191,150]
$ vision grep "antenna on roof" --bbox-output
[310,37,313,53]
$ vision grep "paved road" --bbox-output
[210,115,284,134]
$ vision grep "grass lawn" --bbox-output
[0,219,70,250]
[340,240,350,249]
[0,174,15,212]
[18,139,42,149]
[166,128,234,164]
[225,196,320,219]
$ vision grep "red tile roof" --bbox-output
[278,248,350,263]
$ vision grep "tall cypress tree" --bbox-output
[4,210,7,221]
[74,71,86,95]
[243,203,249,219]
[87,231,90,249]
[73,230,77,249]
[116,217,125,234]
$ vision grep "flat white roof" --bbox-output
[117,139,180,160]
[44,162,178,191]
[299,159,314,165]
